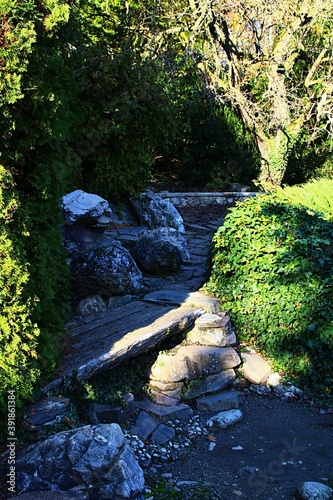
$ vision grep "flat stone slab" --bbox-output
[196,390,244,411]
[143,290,220,313]
[135,400,193,422]
[43,301,203,392]
[131,411,159,441]
[24,397,70,430]
[151,424,176,444]
[183,369,237,399]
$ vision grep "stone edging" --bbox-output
[158,191,258,207]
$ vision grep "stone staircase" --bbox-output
[28,207,250,430]
[42,207,226,395]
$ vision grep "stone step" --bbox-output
[196,390,244,411]
[135,400,193,422]
[149,345,241,382]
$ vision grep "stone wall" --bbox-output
[158,191,257,207]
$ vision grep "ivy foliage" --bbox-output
[204,189,333,393]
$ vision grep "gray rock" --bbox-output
[24,397,70,430]
[131,411,159,441]
[150,390,180,406]
[229,182,252,193]
[196,390,244,411]
[108,294,137,308]
[10,493,88,500]
[241,352,271,385]
[133,228,190,275]
[208,409,243,429]
[70,241,144,298]
[16,424,144,499]
[186,318,237,347]
[296,481,333,500]
[183,369,237,399]
[135,400,193,422]
[151,424,176,445]
[148,380,184,392]
[150,346,241,382]
[91,394,135,425]
[188,312,237,347]
[77,295,106,317]
[62,190,111,226]
[130,190,185,233]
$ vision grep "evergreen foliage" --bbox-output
[0,167,40,423]
[0,0,72,426]
[280,178,333,220]
[75,45,175,198]
[204,189,333,393]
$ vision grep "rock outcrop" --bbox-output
[133,227,190,274]
[130,190,185,233]
[16,424,145,500]
[70,241,144,297]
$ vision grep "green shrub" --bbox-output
[279,177,333,220]
[75,45,176,199]
[0,167,40,424]
[204,191,333,392]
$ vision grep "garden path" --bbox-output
[43,205,227,393]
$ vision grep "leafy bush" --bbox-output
[204,191,333,392]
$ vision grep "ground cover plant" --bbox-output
[204,180,333,393]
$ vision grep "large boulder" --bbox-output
[16,424,145,499]
[133,227,190,275]
[70,241,144,297]
[130,190,185,233]
[62,190,112,226]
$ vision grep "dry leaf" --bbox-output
[205,433,217,442]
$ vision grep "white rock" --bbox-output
[267,372,282,387]
[241,352,271,384]
[296,481,333,500]
[62,190,110,225]
[209,409,243,429]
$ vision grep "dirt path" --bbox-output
[148,393,333,499]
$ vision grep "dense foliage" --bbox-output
[0,0,71,426]
[204,187,333,393]
[0,167,40,421]
[279,178,333,220]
